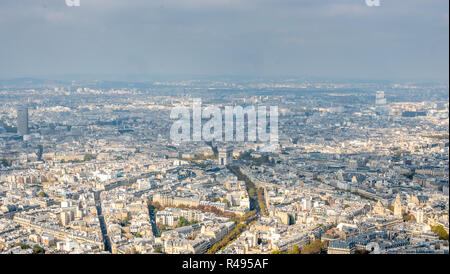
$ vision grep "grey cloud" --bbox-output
[0,0,448,82]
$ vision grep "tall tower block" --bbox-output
[17,106,29,136]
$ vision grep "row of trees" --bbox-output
[227,165,259,212]
[256,188,267,215]
[238,151,276,166]
[205,166,265,254]
[183,154,218,161]
[59,154,96,164]
[205,210,258,254]
[148,201,239,220]
[228,166,268,217]
[206,223,247,254]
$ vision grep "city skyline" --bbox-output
[0,0,448,259]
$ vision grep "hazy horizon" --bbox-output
[0,0,448,83]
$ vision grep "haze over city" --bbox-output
[0,0,448,82]
[0,0,448,259]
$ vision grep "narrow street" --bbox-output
[94,191,111,253]
[147,204,159,237]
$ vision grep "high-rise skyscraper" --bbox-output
[17,106,29,136]
[375,91,389,115]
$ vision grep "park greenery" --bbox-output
[32,245,45,254]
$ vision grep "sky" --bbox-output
[0,0,448,82]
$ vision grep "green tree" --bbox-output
[15,243,31,249]
[301,239,325,254]
[403,214,415,222]
[206,223,247,254]
[431,225,449,241]
[222,198,230,207]
[154,246,164,253]
[83,154,95,162]
[176,216,190,228]
[248,188,256,198]
[121,216,130,227]
[271,250,285,254]
[32,245,45,254]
